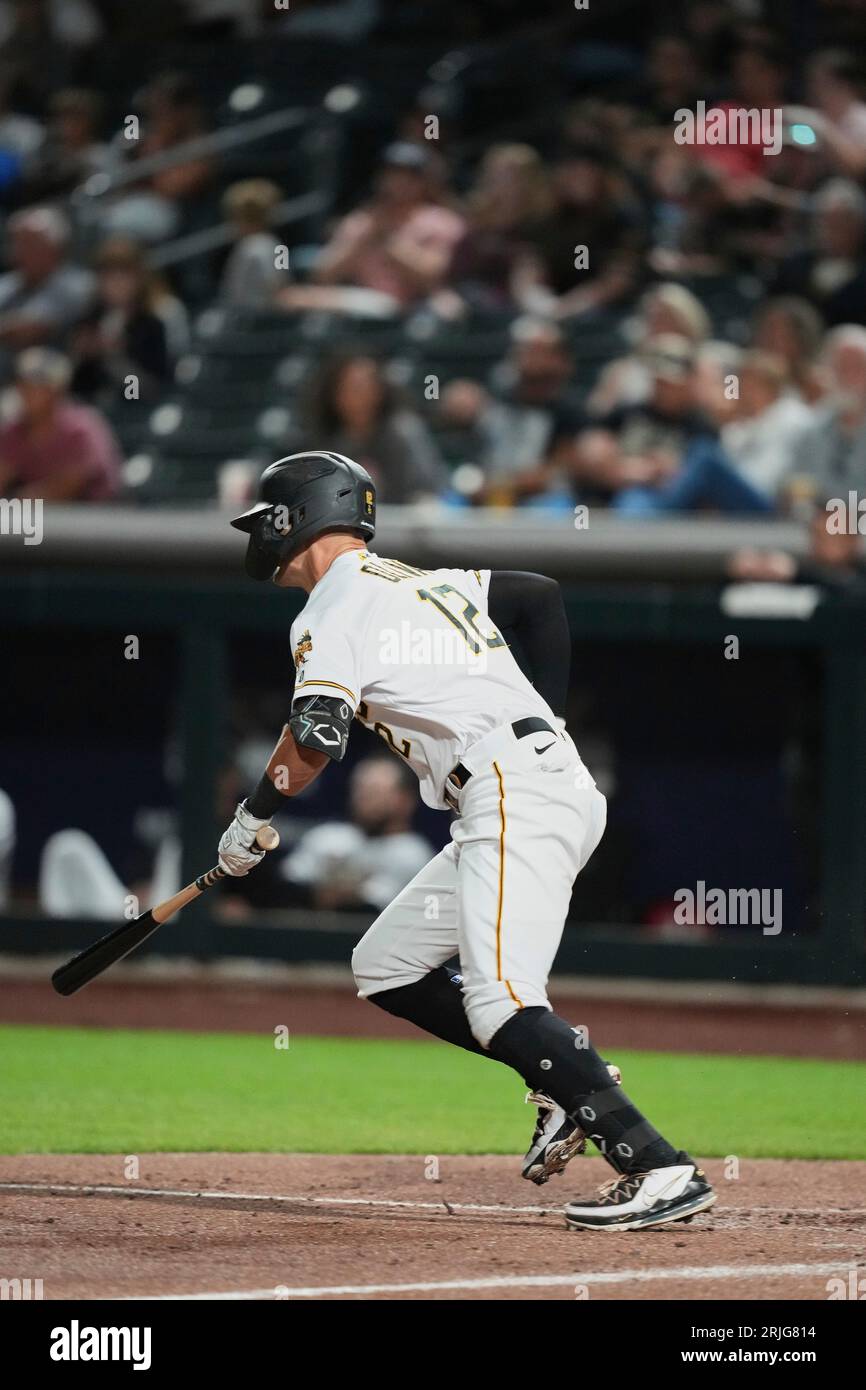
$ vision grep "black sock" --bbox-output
[367,967,487,1057]
[488,1007,680,1174]
[369,977,681,1176]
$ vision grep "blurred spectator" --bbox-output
[693,339,742,428]
[681,0,739,72]
[573,333,772,514]
[649,158,738,278]
[0,0,97,105]
[71,238,172,404]
[314,142,465,309]
[789,49,866,181]
[729,505,866,591]
[444,143,552,315]
[219,178,286,309]
[642,33,704,124]
[0,205,93,357]
[0,346,121,499]
[103,72,214,243]
[587,282,711,415]
[516,142,642,318]
[440,316,582,502]
[784,324,866,504]
[0,59,42,166]
[299,349,445,502]
[22,88,110,201]
[722,349,815,499]
[39,828,126,918]
[397,81,459,152]
[751,296,827,404]
[0,0,102,46]
[281,755,433,912]
[772,179,866,327]
[694,39,789,183]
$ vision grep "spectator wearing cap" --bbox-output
[0,206,93,354]
[314,141,465,309]
[0,347,121,500]
[219,179,287,310]
[71,238,173,404]
[440,316,584,505]
[573,333,773,514]
[772,179,866,327]
[515,142,643,320]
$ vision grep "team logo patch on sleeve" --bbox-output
[293,629,313,677]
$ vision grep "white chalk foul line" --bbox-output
[1,1182,865,1223]
[0,1181,559,1216]
[131,1261,857,1301]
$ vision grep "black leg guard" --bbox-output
[488,1007,680,1175]
[367,967,486,1058]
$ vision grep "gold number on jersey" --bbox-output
[416,583,506,656]
[357,701,412,759]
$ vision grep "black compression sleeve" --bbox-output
[487,570,570,717]
[246,773,285,819]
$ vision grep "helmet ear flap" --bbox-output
[245,533,280,581]
[243,509,283,580]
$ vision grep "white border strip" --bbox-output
[133,1261,856,1300]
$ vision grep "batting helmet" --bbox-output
[230,451,376,581]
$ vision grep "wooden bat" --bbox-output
[50,825,281,997]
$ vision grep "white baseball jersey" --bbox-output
[289,549,558,809]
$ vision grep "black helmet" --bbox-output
[231,451,376,581]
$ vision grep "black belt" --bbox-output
[444,718,556,810]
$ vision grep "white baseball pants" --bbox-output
[352,723,607,1047]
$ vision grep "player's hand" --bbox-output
[218,802,270,876]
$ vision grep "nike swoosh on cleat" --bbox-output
[534,741,556,754]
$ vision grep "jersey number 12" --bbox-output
[417,583,506,656]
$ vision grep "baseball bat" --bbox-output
[50,824,280,997]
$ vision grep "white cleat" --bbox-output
[564,1160,717,1231]
[522,1063,622,1186]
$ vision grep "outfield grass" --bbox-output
[1,1025,863,1158]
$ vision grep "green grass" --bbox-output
[1,1025,864,1158]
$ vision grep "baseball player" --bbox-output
[221,451,716,1230]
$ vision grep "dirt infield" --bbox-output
[1,1154,863,1301]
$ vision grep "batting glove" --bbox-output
[218,801,270,877]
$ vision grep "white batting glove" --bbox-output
[218,802,270,877]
